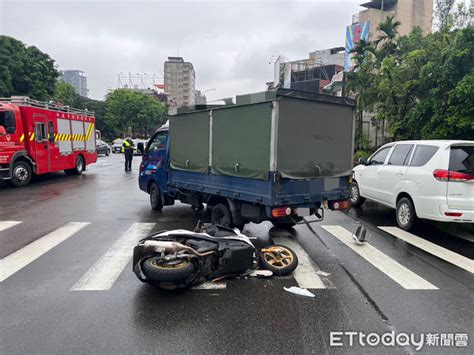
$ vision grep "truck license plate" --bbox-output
[298,208,311,216]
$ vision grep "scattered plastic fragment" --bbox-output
[283,286,315,298]
[315,270,331,277]
[249,270,273,278]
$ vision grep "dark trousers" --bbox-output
[124,149,133,171]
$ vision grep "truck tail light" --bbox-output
[272,207,292,218]
[329,200,350,210]
[433,170,472,182]
[444,212,463,217]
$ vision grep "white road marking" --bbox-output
[0,222,90,282]
[321,226,438,290]
[450,231,474,243]
[0,221,22,232]
[379,226,474,274]
[436,225,474,243]
[71,223,155,291]
[273,237,327,289]
[193,282,226,290]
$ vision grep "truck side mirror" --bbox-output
[0,126,6,135]
[137,142,144,154]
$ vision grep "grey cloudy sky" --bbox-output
[1,0,365,101]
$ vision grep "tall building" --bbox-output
[358,0,433,40]
[164,57,195,107]
[61,70,88,97]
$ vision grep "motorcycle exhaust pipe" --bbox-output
[143,240,215,257]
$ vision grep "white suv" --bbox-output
[351,140,474,230]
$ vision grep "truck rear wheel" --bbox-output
[65,155,84,176]
[10,161,32,187]
[211,203,232,227]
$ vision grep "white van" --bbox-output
[351,140,474,230]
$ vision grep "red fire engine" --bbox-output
[0,97,97,186]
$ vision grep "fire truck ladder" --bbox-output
[0,96,95,117]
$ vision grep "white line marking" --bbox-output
[379,226,474,274]
[71,223,155,291]
[0,222,90,282]
[193,282,226,290]
[273,237,327,289]
[450,231,474,243]
[0,221,22,232]
[436,225,474,243]
[321,225,438,290]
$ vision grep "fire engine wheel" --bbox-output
[10,161,32,187]
[65,155,84,176]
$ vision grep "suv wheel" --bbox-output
[350,182,365,206]
[396,197,416,230]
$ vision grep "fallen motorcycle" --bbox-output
[132,224,298,289]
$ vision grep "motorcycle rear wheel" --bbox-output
[142,258,195,282]
[259,245,298,276]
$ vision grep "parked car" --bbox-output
[133,139,147,155]
[96,140,111,156]
[351,140,474,230]
[112,139,123,153]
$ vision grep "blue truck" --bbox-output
[138,89,355,229]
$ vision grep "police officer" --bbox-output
[122,137,135,171]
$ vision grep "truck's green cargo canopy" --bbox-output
[169,89,355,180]
[169,111,209,173]
[211,103,272,179]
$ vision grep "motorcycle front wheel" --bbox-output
[259,245,298,276]
[142,257,195,282]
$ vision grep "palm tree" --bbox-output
[374,15,401,53]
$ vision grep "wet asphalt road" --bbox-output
[0,154,473,354]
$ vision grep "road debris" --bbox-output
[283,286,315,298]
[249,270,273,278]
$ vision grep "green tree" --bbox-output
[374,15,401,56]
[52,80,77,106]
[347,20,474,142]
[105,89,167,138]
[0,36,59,100]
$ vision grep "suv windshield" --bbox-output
[0,111,16,134]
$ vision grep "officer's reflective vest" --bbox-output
[122,140,133,153]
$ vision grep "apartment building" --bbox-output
[164,57,196,107]
[61,70,88,97]
[358,0,433,39]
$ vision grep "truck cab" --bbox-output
[0,104,30,184]
[138,128,169,198]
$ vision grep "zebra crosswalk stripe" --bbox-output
[0,222,90,282]
[0,221,22,232]
[321,225,438,290]
[379,226,474,274]
[273,237,328,289]
[71,223,155,291]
